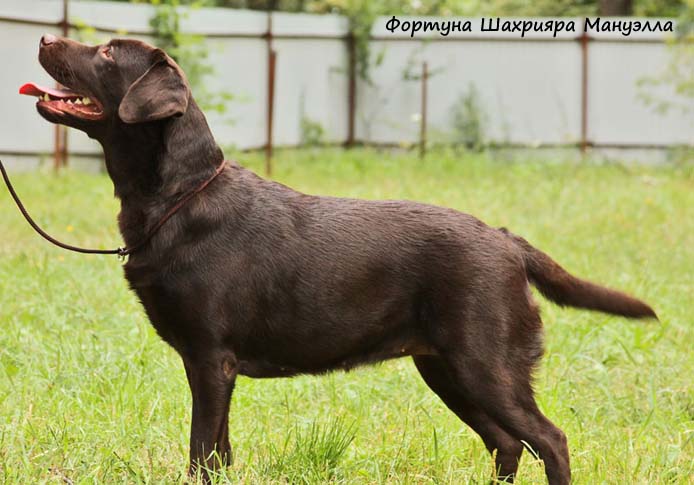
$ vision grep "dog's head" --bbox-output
[21,34,191,136]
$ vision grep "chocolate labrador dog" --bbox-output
[22,34,655,484]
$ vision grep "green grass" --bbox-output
[1,148,692,484]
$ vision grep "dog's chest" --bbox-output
[122,260,221,353]
[129,283,193,351]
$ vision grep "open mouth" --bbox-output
[19,83,104,121]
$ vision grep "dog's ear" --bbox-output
[118,55,190,124]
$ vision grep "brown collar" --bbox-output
[0,159,227,260]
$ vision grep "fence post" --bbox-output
[580,31,589,154]
[265,12,275,177]
[53,0,70,170]
[53,121,63,171]
[419,61,428,160]
[61,0,69,168]
[346,31,356,148]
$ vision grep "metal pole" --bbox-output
[265,12,275,177]
[53,119,62,171]
[60,0,69,167]
[53,0,69,170]
[580,32,589,154]
[420,61,428,160]
[346,31,356,148]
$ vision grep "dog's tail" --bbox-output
[501,228,657,319]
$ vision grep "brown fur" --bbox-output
[27,34,656,485]
[501,228,657,319]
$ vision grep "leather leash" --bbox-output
[0,158,226,259]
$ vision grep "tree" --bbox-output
[102,0,686,17]
[638,0,694,116]
[598,0,633,14]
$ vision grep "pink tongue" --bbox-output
[19,83,79,98]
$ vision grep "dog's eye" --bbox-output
[100,46,113,60]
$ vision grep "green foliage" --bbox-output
[638,0,694,115]
[676,0,694,36]
[450,84,487,151]
[401,44,444,82]
[345,0,380,83]
[300,116,326,146]
[108,0,686,16]
[480,0,597,16]
[71,19,101,44]
[634,0,685,16]
[305,0,382,83]
[173,0,685,16]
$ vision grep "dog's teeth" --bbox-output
[66,99,73,104]
[83,97,92,105]
[43,94,50,101]
[75,99,82,105]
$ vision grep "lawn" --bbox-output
[0,148,692,484]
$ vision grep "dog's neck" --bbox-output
[99,99,224,203]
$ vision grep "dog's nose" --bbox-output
[40,34,57,46]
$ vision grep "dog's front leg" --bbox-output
[183,350,238,481]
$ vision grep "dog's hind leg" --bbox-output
[413,355,524,482]
[183,350,238,480]
[432,303,569,484]
[438,354,569,485]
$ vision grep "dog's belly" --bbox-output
[237,335,437,378]
[229,280,437,376]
